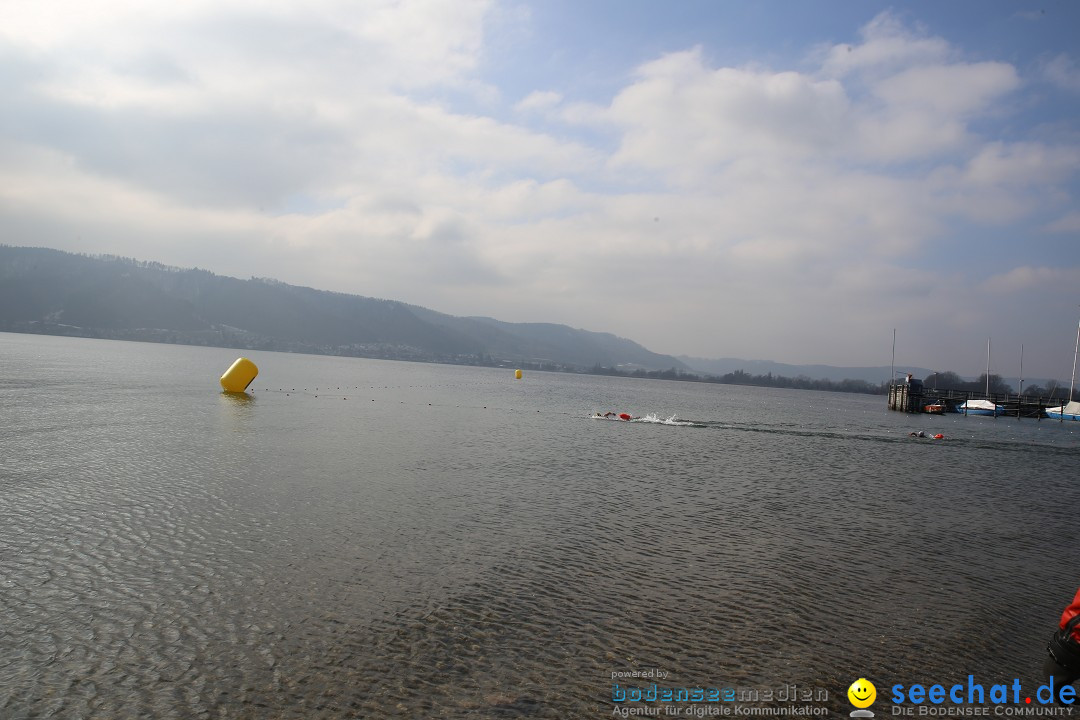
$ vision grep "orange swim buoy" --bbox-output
[933,434,944,440]
[618,413,631,421]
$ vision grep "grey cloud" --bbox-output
[414,218,504,287]
[7,85,353,209]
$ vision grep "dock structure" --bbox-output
[888,383,1067,418]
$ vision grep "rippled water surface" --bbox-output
[3,332,1079,719]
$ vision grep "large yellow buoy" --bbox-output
[515,369,523,380]
[220,357,259,393]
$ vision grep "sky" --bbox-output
[1,1,1079,380]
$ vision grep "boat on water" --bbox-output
[1046,400,1080,421]
[1047,320,1080,421]
[923,403,946,414]
[953,340,1004,416]
[957,399,1004,416]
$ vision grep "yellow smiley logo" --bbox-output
[848,678,876,709]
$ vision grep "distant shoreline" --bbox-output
[1,324,889,396]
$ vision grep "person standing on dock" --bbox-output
[1044,587,1080,703]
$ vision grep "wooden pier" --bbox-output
[888,383,1067,419]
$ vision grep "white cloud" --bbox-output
[818,11,950,79]
[963,142,1080,187]
[1045,212,1080,233]
[605,47,850,180]
[872,62,1018,117]
[0,0,492,90]
[813,11,1021,163]
[515,90,562,113]
[983,266,1080,293]
[919,142,1080,224]
[1042,53,1080,93]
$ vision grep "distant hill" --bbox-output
[678,356,933,385]
[0,245,690,372]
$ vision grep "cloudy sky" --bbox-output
[2,1,1079,379]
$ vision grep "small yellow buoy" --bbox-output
[220,357,259,393]
[515,369,523,380]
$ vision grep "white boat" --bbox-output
[1047,319,1080,421]
[1046,400,1080,422]
[957,399,1004,416]
[956,339,1003,416]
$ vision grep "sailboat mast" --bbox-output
[986,337,991,397]
[1019,344,1024,399]
[1070,319,1080,403]
[890,328,896,387]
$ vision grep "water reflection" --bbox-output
[218,390,255,427]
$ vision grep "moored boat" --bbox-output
[1048,320,1080,421]
[957,399,1003,416]
[1046,400,1080,421]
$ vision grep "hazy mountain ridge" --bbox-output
[0,246,689,371]
[678,356,934,385]
[410,308,683,371]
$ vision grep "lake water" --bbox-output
[2,332,1079,719]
